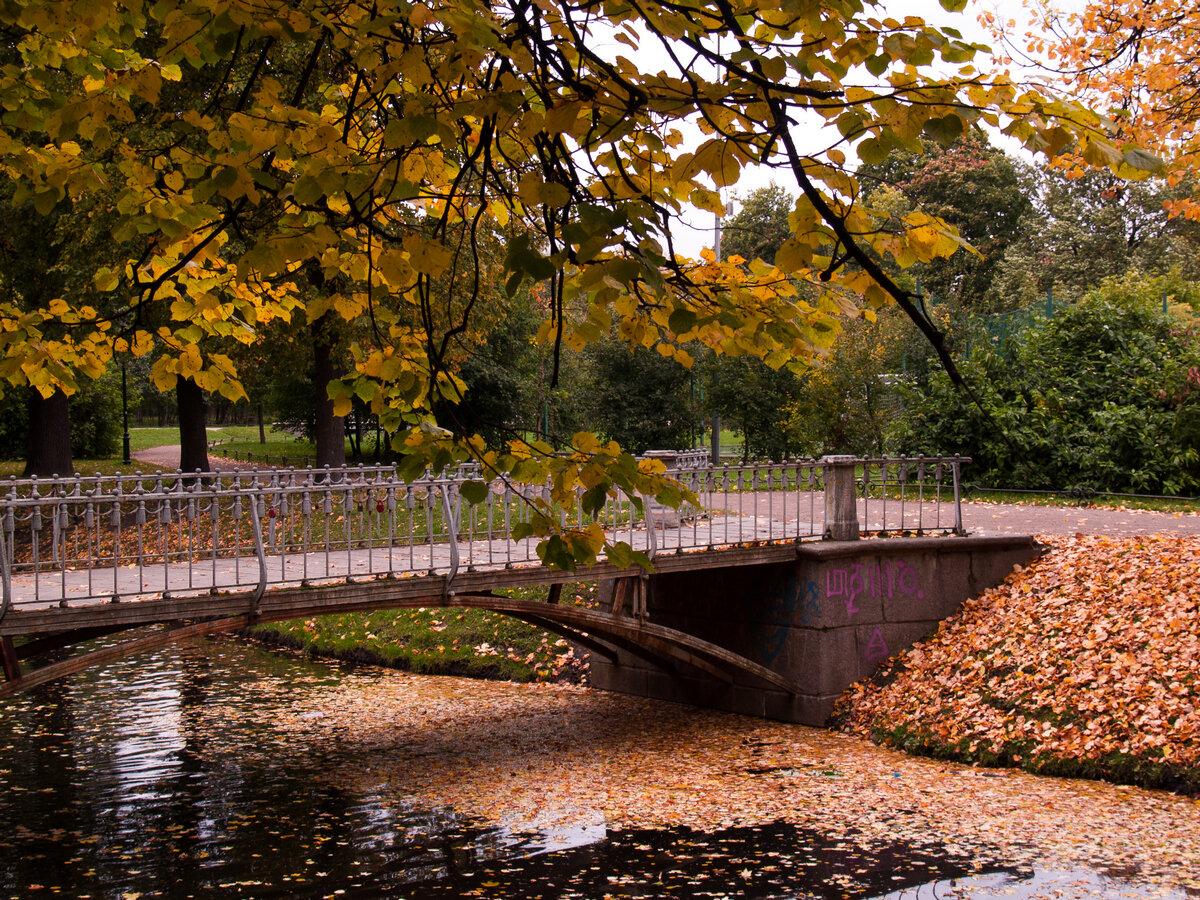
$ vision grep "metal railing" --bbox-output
[0,456,968,615]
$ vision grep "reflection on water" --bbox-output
[0,639,1187,898]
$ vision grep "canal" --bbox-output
[1,638,1196,898]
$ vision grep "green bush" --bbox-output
[890,276,1200,495]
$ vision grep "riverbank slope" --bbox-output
[834,533,1200,793]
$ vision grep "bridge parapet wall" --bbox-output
[589,534,1040,726]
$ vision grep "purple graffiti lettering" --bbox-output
[844,569,862,615]
[865,627,890,664]
[826,569,846,597]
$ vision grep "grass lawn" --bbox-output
[247,583,595,683]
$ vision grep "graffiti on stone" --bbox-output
[796,580,820,626]
[826,559,925,618]
[754,578,818,665]
[864,626,890,664]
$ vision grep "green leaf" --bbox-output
[581,481,611,516]
[668,308,698,335]
[460,480,489,504]
[923,114,965,147]
[536,535,577,570]
[857,137,888,166]
[397,452,428,482]
[606,541,654,572]
[865,54,890,77]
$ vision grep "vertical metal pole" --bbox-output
[952,458,965,536]
[709,205,726,465]
[121,361,131,465]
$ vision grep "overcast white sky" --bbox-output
[663,0,1039,258]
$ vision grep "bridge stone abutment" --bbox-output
[589,534,1041,726]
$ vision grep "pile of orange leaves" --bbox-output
[836,534,1200,791]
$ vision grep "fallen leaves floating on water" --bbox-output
[268,667,1200,893]
[836,534,1200,793]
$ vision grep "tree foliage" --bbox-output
[891,275,1200,495]
[1002,0,1200,215]
[859,134,1035,308]
[0,0,1146,565]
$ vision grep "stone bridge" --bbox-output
[0,455,1037,723]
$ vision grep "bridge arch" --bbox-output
[0,583,798,699]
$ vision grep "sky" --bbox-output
[661,0,1043,258]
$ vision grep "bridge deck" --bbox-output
[1,516,814,635]
[0,457,970,698]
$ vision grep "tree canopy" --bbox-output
[0,0,1153,566]
[999,0,1199,215]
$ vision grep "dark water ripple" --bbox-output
[0,640,1186,899]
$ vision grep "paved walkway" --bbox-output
[137,445,1199,539]
[960,499,1200,537]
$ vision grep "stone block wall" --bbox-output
[588,534,1041,725]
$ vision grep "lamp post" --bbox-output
[121,360,131,465]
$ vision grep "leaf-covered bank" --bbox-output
[246,586,593,684]
[835,534,1200,793]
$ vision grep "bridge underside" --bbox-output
[0,535,1042,724]
[0,545,805,700]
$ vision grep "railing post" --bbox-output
[821,455,860,541]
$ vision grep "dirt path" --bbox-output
[131,443,261,472]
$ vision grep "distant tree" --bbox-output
[991,169,1200,306]
[859,134,1035,308]
[721,183,794,266]
[582,338,699,455]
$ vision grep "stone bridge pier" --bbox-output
[590,534,1039,725]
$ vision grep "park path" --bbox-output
[134,445,1199,539]
[960,498,1200,537]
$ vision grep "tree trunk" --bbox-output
[257,401,266,444]
[24,387,72,478]
[312,314,345,469]
[176,376,210,474]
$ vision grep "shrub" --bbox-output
[889,275,1200,495]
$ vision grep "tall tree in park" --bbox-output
[0,181,75,476]
[712,184,807,460]
[858,134,1034,308]
[0,1,1150,567]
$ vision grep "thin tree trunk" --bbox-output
[176,376,210,474]
[24,387,72,478]
[312,314,345,469]
[257,401,266,444]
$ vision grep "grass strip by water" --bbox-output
[244,583,595,683]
